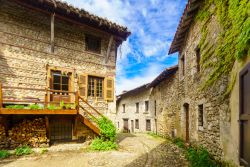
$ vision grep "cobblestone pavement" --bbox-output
[0,133,188,167]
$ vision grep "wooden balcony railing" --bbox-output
[0,83,78,114]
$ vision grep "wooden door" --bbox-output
[184,103,189,142]
[50,116,73,142]
[240,63,250,166]
[131,120,134,133]
[123,119,129,133]
[146,119,151,131]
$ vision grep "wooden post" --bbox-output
[75,91,79,114]
[45,116,50,141]
[0,83,3,109]
[105,35,114,63]
[51,13,55,53]
[45,88,48,109]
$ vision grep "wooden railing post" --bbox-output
[75,91,79,114]
[44,88,48,109]
[0,83,3,109]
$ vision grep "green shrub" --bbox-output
[0,150,11,159]
[147,132,161,138]
[186,146,217,167]
[173,138,186,149]
[47,105,58,110]
[97,117,116,142]
[27,104,43,110]
[6,105,25,109]
[90,138,118,151]
[40,148,48,154]
[15,145,33,156]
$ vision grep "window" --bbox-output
[136,102,139,113]
[122,104,126,113]
[196,48,201,72]
[85,34,101,53]
[145,101,149,112]
[146,119,151,131]
[51,70,70,92]
[88,76,104,98]
[198,104,204,127]
[154,100,157,116]
[181,55,185,76]
[135,119,139,129]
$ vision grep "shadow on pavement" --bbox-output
[116,133,136,144]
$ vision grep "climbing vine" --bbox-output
[196,0,250,91]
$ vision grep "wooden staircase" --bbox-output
[77,95,105,135]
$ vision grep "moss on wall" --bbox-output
[196,0,250,92]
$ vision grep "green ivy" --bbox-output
[0,150,11,159]
[196,0,250,91]
[15,145,33,156]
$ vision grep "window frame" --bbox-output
[136,102,139,113]
[198,104,204,130]
[146,119,151,131]
[181,54,185,76]
[196,47,201,73]
[85,34,101,54]
[122,104,126,113]
[145,101,149,112]
[87,76,104,98]
[135,119,139,129]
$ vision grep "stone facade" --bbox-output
[0,0,129,143]
[0,0,128,117]
[116,86,156,133]
[149,70,179,138]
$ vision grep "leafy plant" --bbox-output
[0,150,11,159]
[40,148,48,154]
[15,145,33,156]
[5,105,25,109]
[97,117,116,142]
[90,138,118,151]
[27,104,43,110]
[186,146,217,167]
[90,117,117,151]
[47,105,58,110]
[173,138,186,149]
[147,132,161,138]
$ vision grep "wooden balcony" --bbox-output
[0,83,78,115]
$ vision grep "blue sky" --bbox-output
[65,0,187,94]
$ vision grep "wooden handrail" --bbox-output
[2,86,76,94]
[78,96,104,117]
[79,105,98,122]
[3,99,75,104]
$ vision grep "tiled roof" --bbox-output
[168,0,202,54]
[117,65,178,100]
[15,0,131,40]
[148,65,178,87]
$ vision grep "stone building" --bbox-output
[168,0,250,166]
[0,0,130,147]
[115,66,178,135]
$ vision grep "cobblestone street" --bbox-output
[0,133,188,167]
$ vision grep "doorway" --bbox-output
[183,103,189,142]
[239,63,250,166]
[123,119,129,133]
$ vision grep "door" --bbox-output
[240,63,250,166]
[146,119,151,131]
[184,103,189,142]
[50,70,71,103]
[123,119,129,133]
[50,116,73,142]
[131,120,134,133]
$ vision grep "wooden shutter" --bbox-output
[105,77,114,101]
[78,74,88,98]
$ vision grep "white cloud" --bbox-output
[65,0,185,94]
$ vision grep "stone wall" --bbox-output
[176,6,232,161]
[116,88,156,133]
[0,0,118,117]
[149,71,179,138]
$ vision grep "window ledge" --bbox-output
[198,126,204,131]
[143,112,149,114]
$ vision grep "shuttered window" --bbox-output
[87,76,104,98]
[51,70,70,93]
[105,78,114,101]
[78,74,88,98]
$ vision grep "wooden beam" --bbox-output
[45,116,49,139]
[0,108,77,115]
[0,83,2,109]
[51,13,55,53]
[106,35,114,63]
